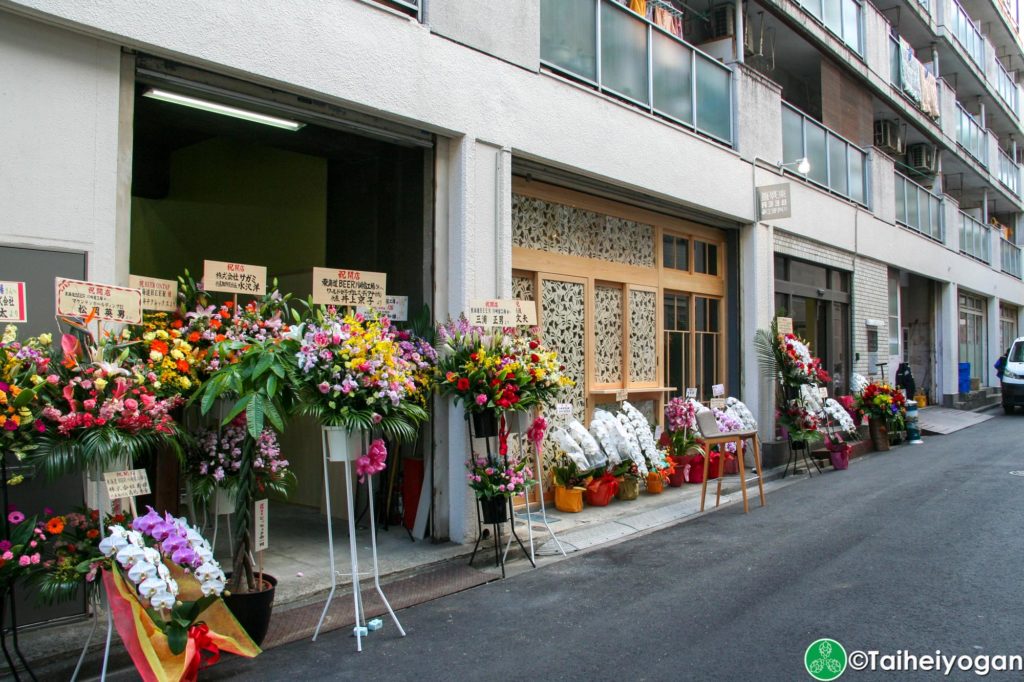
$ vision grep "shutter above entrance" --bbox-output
[135,55,434,148]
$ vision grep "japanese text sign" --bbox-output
[757,183,791,220]
[356,294,408,321]
[0,281,27,323]
[254,499,269,552]
[56,278,142,324]
[312,267,386,308]
[468,299,537,328]
[128,275,178,312]
[203,260,267,296]
[104,469,151,500]
[776,316,794,335]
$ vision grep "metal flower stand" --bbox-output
[503,419,565,563]
[465,412,535,579]
[312,428,405,651]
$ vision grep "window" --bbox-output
[694,240,718,275]
[663,234,689,271]
[664,292,722,400]
[888,271,901,357]
[999,303,1018,356]
[775,254,851,394]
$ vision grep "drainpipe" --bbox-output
[983,187,990,223]
[931,45,940,78]
[735,0,745,64]
[979,98,987,128]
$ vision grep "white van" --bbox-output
[1001,336,1024,414]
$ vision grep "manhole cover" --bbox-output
[1010,471,1024,477]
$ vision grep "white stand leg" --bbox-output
[69,595,99,682]
[366,477,405,636]
[312,430,336,642]
[344,447,364,652]
[76,464,114,681]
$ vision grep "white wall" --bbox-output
[0,12,122,282]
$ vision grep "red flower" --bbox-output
[171,319,184,329]
[456,378,470,391]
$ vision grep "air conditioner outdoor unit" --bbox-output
[873,120,904,156]
[906,143,937,174]
[712,3,736,39]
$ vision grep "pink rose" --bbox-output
[46,374,59,385]
[18,555,30,567]
[124,398,138,411]
[475,394,488,406]
[82,399,96,411]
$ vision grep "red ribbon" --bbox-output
[498,412,509,457]
[596,472,619,497]
[189,623,221,672]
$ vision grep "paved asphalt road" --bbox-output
[203,413,1024,681]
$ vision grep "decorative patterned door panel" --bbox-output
[540,276,587,418]
[628,288,658,384]
[594,284,624,385]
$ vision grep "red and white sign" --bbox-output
[128,275,178,312]
[0,281,27,323]
[55,278,142,324]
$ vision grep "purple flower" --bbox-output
[0,540,10,552]
[132,507,163,535]
[172,546,198,567]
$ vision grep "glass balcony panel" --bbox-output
[782,107,804,164]
[695,55,731,141]
[600,1,649,103]
[828,134,848,196]
[848,149,865,204]
[805,123,828,187]
[651,30,693,124]
[541,0,598,81]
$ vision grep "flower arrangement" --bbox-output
[31,506,120,604]
[776,399,821,444]
[725,397,758,431]
[292,309,428,442]
[435,317,573,414]
[124,313,201,399]
[837,395,864,426]
[186,416,294,504]
[821,397,860,440]
[856,382,907,425]
[550,455,589,488]
[588,415,623,466]
[0,325,54,463]
[465,451,534,499]
[391,326,438,408]
[0,507,41,591]
[566,420,606,469]
[778,334,830,386]
[95,508,259,679]
[664,397,700,456]
[612,460,642,481]
[614,412,649,475]
[550,426,592,472]
[711,407,743,453]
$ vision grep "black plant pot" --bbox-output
[471,411,499,438]
[479,496,509,524]
[223,573,277,646]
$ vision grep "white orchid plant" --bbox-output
[98,507,227,654]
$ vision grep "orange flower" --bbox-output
[210,319,221,330]
[176,359,190,373]
[188,331,201,343]
[150,340,169,356]
[46,517,65,534]
[219,309,231,319]
[224,300,234,309]
[171,319,184,329]
[86,528,99,539]
[214,334,226,343]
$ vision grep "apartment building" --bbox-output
[1,0,1022,552]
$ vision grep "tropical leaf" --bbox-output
[753,328,779,381]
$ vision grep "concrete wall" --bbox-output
[0,12,123,282]
[428,0,539,71]
[852,256,890,378]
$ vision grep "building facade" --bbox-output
[1,0,1023,547]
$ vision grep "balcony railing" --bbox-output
[539,0,733,145]
[781,103,867,205]
[948,0,985,68]
[997,147,1021,196]
[894,172,944,242]
[995,59,1019,117]
[1002,238,1023,278]
[956,102,988,166]
[958,211,992,263]
[793,0,863,55]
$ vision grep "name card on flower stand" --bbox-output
[203,260,267,296]
[55,277,143,325]
[128,275,178,312]
[685,387,698,399]
[312,268,386,308]
[313,427,405,650]
[0,281,27,323]
[776,316,794,335]
[555,403,573,423]
[710,398,726,410]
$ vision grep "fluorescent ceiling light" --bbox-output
[142,88,305,131]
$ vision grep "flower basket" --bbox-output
[723,452,738,475]
[479,495,508,524]
[553,485,584,513]
[667,455,689,487]
[829,447,850,470]
[584,475,617,507]
[868,418,889,452]
[616,476,640,501]
[646,472,664,494]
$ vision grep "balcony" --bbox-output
[948,0,985,69]
[997,147,1021,197]
[539,0,733,145]
[1002,238,1023,278]
[782,103,867,205]
[956,102,988,167]
[894,172,944,242]
[791,0,863,55]
[994,59,1019,117]
[888,34,938,119]
[958,211,991,263]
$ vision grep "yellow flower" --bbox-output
[30,374,42,385]
[37,333,52,346]
[150,350,163,362]
[6,474,23,486]
[2,325,16,344]
[94,377,108,391]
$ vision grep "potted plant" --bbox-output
[465,450,534,522]
[550,455,587,513]
[95,508,259,678]
[855,382,906,452]
[613,461,642,500]
[583,470,618,506]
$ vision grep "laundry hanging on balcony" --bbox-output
[899,37,923,104]
[920,69,940,119]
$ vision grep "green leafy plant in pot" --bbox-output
[190,332,298,644]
